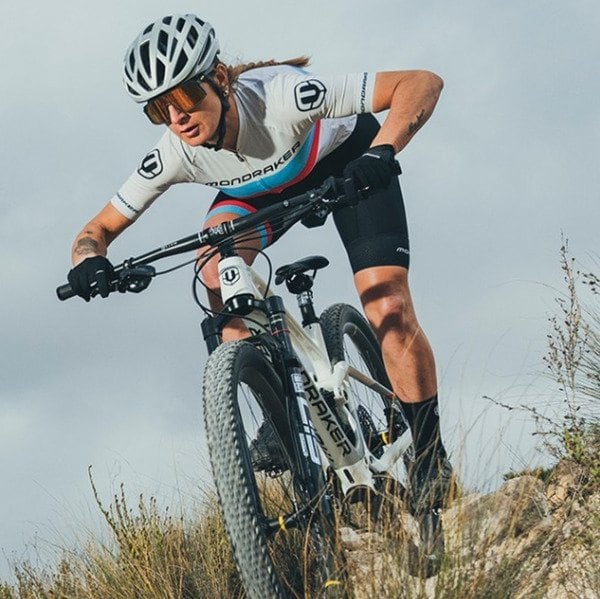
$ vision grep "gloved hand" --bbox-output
[67,255,115,301]
[342,144,400,202]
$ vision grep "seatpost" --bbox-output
[285,273,319,327]
[296,290,319,327]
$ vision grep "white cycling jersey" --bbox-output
[111,65,376,220]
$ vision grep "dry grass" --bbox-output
[0,471,339,599]
[3,461,598,599]
[0,470,243,599]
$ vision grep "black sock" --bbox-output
[399,395,447,466]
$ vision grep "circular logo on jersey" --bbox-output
[137,149,163,179]
[294,79,327,112]
[221,266,241,286]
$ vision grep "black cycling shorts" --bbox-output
[205,114,410,273]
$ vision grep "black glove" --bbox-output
[67,255,115,301]
[342,144,400,202]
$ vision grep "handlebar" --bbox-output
[56,166,399,302]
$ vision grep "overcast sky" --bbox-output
[1,0,599,581]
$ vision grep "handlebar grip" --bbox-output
[56,283,75,301]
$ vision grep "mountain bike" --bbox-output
[57,174,437,598]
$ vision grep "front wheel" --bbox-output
[202,341,346,598]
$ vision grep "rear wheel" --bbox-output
[319,303,410,522]
[203,341,346,598]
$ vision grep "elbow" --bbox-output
[422,70,444,96]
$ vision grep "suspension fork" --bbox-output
[264,296,333,503]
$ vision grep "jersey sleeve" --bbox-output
[110,131,195,220]
[265,71,376,128]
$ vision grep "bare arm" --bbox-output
[370,70,443,153]
[71,202,134,266]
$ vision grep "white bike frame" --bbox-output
[218,255,412,496]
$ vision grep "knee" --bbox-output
[359,282,419,343]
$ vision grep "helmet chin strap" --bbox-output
[202,76,230,151]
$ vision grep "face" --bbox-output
[166,84,224,147]
[142,64,230,147]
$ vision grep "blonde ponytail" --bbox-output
[226,56,311,85]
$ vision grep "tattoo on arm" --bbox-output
[408,109,426,136]
[74,236,100,256]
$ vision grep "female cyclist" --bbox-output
[66,14,453,521]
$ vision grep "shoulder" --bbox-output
[258,68,375,122]
[239,65,332,121]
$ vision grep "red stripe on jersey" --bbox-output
[267,120,322,195]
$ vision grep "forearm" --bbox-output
[370,70,444,154]
[71,222,113,265]
[70,202,134,266]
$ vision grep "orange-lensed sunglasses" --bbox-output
[143,75,208,125]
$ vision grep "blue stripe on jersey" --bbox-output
[221,125,316,199]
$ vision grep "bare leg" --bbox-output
[354,265,437,403]
[355,264,453,517]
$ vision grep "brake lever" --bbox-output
[117,264,156,293]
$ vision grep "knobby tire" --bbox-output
[203,341,346,599]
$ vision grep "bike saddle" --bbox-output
[275,255,330,286]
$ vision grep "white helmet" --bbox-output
[123,14,220,103]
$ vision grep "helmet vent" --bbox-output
[173,51,188,78]
[187,25,199,46]
[143,23,153,35]
[140,41,151,75]
[158,30,169,56]
[176,17,185,32]
[128,51,135,72]
[156,60,165,86]
[162,16,172,25]
[136,71,151,92]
